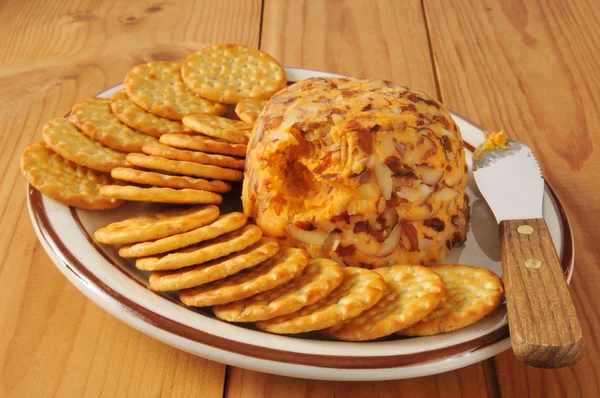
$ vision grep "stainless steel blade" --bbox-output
[473,140,544,223]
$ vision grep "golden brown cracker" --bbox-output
[398,264,504,336]
[325,265,445,341]
[42,118,127,172]
[182,114,251,144]
[119,212,247,258]
[149,238,280,291]
[213,258,343,322]
[160,133,247,157]
[70,97,158,153]
[94,205,219,244]
[181,44,286,104]
[136,224,262,271]
[110,167,231,193]
[179,248,309,307]
[255,267,386,334]
[21,142,123,210]
[124,61,227,120]
[99,185,222,205]
[235,99,267,124]
[142,141,244,169]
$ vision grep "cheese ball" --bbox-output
[242,77,469,268]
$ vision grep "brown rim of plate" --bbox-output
[27,81,575,370]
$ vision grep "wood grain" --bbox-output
[424,0,600,396]
[0,1,261,397]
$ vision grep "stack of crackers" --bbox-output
[95,205,504,341]
[20,44,284,209]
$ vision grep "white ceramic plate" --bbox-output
[27,67,574,381]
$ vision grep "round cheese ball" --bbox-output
[242,77,469,268]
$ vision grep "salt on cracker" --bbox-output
[179,248,309,307]
[160,133,247,157]
[99,185,222,205]
[42,118,127,173]
[142,142,244,169]
[398,264,504,336]
[124,61,227,120]
[21,142,123,210]
[94,205,219,244]
[149,238,280,291]
[70,97,158,153]
[255,267,386,334]
[126,153,243,182]
[235,99,267,125]
[110,167,231,193]
[213,258,343,322]
[182,114,251,144]
[181,44,287,105]
[136,224,262,271]
[325,265,445,341]
[110,90,192,137]
[119,212,247,258]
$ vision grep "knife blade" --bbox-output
[473,138,585,368]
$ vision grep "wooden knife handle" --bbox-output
[500,218,585,368]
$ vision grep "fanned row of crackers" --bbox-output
[20,44,281,209]
[95,205,504,341]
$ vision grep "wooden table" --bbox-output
[1,0,598,396]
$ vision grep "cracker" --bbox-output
[110,167,231,193]
[325,265,445,341]
[143,141,244,169]
[70,98,158,153]
[42,118,127,172]
[94,205,219,244]
[179,248,309,307]
[398,264,504,336]
[119,212,247,258]
[110,90,192,137]
[181,44,287,104]
[124,61,227,120]
[21,142,123,210]
[235,99,267,125]
[136,224,262,271]
[182,115,251,144]
[255,267,386,334]
[213,258,343,322]
[149,238,280,291]
[99,185,222,205]
[126,153,243,182]
[160,134,247,157]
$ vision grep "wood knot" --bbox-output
[145,6,162,13]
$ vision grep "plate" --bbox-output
[27,67,574,381]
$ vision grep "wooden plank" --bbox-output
[423,0,600,397]
[0,1,261,396]
[225,1,500,395]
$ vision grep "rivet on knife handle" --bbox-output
[500,218,585,368]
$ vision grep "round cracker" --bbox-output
[149,238,280,291]
[182,115,251,144]
[142,141,244,169]
[181,44,287,105]
[325,265,445,341]
[255,267,386,334]
[398,264,505,336]
[42,118,127,172]
[119,212,247,258]
[136,224,262,271]
[70,98,158,153]
[124,61,227,120]
[110,167,231,193]
[179,248,309,307]
[160,133,247,157]
[94,205,219,244]
[213,258,343,322]
[235,99,267,125]
[21,142,123,210]
[99,185,222,205]
[126,153,243,182]
[110,90,192,137]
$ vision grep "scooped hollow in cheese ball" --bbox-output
[242,77,469,268]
